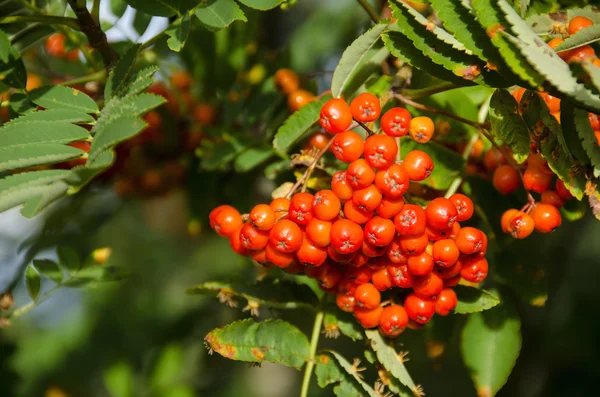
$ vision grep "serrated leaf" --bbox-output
[194,0,247,31]
[323,310,363,341]
[7,92,35,114]
[88,117,147,162]
[383,31,470,86]
[273,96,329,154]
[568,7,600,24]
[0,122,90,148]
[124,0,194,17]
[0,29,10,63]
[0,144,84,172]
[340,41,390,100]
[165,13,191,52]
[25,265,41,300]
[101,93,166,121]
[186,278,317,310]
[104,45,140,100]
[237,0,284,10]
[315,353,366,397]
[122,66,159,98]
[461,297,522,397]
[390,0,508,87]
[521,92,587,199]
[0,170,70,214]
[204,319,309,369]
[28,86,99,114]
[554,24,600,52]
[557,101,590,166]
[331,22,389,98]
[67,150,115,189]
[328,350,380,397]
[401,138,465,190]
[33,259,63,284]
[20,180,69,218]
[454,285,500,314]
[470,0,544,88]
[8,109,95,124]
[488,89,530,163]
[365,329,420,397]
[234,145,274,172]
[496,0,600,112]
[57,245,81,274]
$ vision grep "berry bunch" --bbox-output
[274,69,317,113]
[44,33,80,61]
[546,16,600,66]
[210,94,489,336]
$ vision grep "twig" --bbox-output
[59,70,106,87]
[286,140,334,198]
[0,15,80,30]
[91,0,100,22]
[357,0,380,23]
[66,0,119,68]
[356,120,375,136]
[299,309,324,397]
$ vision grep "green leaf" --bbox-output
[88,117,147,162]
[28,86,99,114]
[165,13,192,52]
[121,66,159,98]
[470,0,544,88]
[186,278,317,310]
[390,0,508,87]
[365,329,420,397]
[0,29,10,63]
[57,245,81,274]
[204,319,309,369]
[0,170,70,214]
[401,138,465,190]
[554,24,600,52]
[194,0,247,31]
[8,109,95,124]
[33,259,63,284]
[104,361,134,397]
[237,0,284,10]
[521,92,587,199]
[328,350,380,397]
[104,45,140,100]
[383,31,470,86]
[133,9,153,35]
[557,101,590,166]
[20,180,69,218]
[340,41,390,100]
[315,353,365,397]
[560,198,587,222]
[568,102,600,177]
[124,0,194,17]
[273,96,329,154]
[100,93,166,121]
[25,265,41,301]
[0,122,90,148]
[6,92,35,114]
[461,297,522,397]
[454,285,500,314]
[323,310,363,341]
[234,145,274,172]
[67,150,115,189]
[110,0,129,17]
[0,45,27,89]
[330,22,389,98]
[496,0,600,112]
[0,144,84,173]
[488,89,530,163]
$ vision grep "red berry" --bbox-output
[432,239,460,268]
[409,116,435,144]
[501,209,520,233]
[350,93,380,122]
[483,147,507,172]
[371,267,394,291]
[250,204,276,231]
[364,134,398,170]
[387,239,409,264]
[394,204,427,236]
[541,190,565,207]
[362,241,387,258]
[296,236,327,266]
[343,200,374,225]
[270,197,290,214]
[435,288,458,316]
[305,132,331,151]
[354,306,383,328]
[210,205,243,237]
[403,150,434,181]
[523,165,552,193]
[331,171,353,200]
[229,225,250,255]
[398,233,429,255]
[407,252,434,276]
[459,255,489,283]
[449,193,474,222]
[454,227,485,255]
[379,305,409,337]
[320,98,352,134]
[493,165,520,195]
[332,131,365,163]
[364,216,395,247]
[412,272,443,298]
[354,283,381,309]
[274,68,299,95]
[532,203,562,233]
[352,184,383,212]
[404,294,435,324]
[426,197,458,231]
[374,164,410,199]
[306,219,332,247]
[312,190,341,221]
[555,179,573,200]
[336,293,356,312]
[507,211,535,239]
[330,219,364,254]
[269,219,303,253]
[381,107,411,137]
[568,16,594,35]
[388,264,413,288]
[346,159,376,190]
[265,243,296,268]
[289,192,314,225]
[377,196,405,219]
[240,222,269,250]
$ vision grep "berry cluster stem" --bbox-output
[0,15,80,30]
[287,139,334,198]
[356,120,375,136]
[300,309,325,397]
[357,0,380,23]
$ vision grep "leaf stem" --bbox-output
[299,309,324,397]
[140,29,167,51]
[286,140,334,198]
[10,283,62,318]
[91,0,100,22]
[399,82,459,100]
[0,15,80,30]
[59,70,106,86]
[357,0,380,23]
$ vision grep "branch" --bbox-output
[66,0,119,68]
[299,309,324,397]
[286,140,334,199]
[0,15,80,30]
[357,0,380,23]
[91,0,101,22]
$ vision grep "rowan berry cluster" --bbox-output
[274,69,317,113]
[210,94,490,336]
[547,16,599,66]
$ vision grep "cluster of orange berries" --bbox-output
[44,33,81,61]
[274,69,317,113]
[210,93,490,336]
[547,16,600,66]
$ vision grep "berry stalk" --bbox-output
[299,309,325,397]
